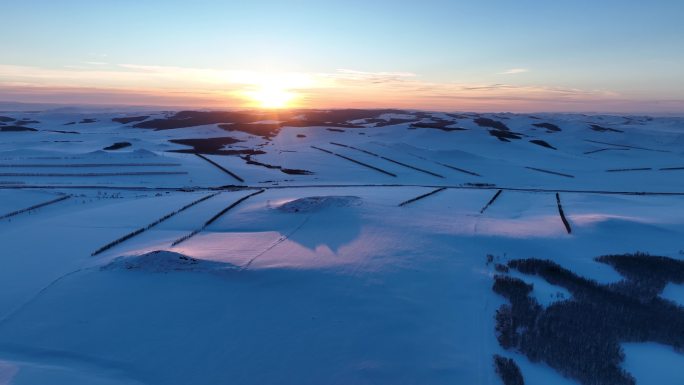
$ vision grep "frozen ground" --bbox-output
[0,109,682,385]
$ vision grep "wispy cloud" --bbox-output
[498,68,529,75]
[0,63,679,112]
[330,69,417,84]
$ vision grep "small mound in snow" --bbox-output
[102,251,235,273]
[277,196,362,213]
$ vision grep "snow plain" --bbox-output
[0,109,682,385]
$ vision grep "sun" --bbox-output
[246,85,296,109]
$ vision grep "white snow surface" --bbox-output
[0,109,682,385]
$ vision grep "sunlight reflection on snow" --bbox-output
[475,215,567,238]
[569,214,651,226]
[124,226,398,271]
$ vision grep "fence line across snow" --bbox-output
[171,189,265,247]
[0,194,71,220]
[91,192,221,256]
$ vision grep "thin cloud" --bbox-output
[499,68,529,75]
[2,63,679,112]
[331,69,417,84]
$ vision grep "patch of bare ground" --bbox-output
[169,137,264,156]
[241,155,313,175]
[474,118,524,141]
[103,142,132,151]
[409,120,466,131]
[218,123,281,139]
[529,139,556,149]
[134,111,267,130]
[589,124,623,133]
[135,109,413,131]
[0,126,37,132]
[112,116,150,124]
[532,122,561,132]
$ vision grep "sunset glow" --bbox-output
[0,1,682,113]
[245,85,297,109]
[1,2,683,384]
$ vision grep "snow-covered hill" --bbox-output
[0,108,682,385]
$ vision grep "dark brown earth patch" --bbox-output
[529,139,556,149]
[474,117,510,131]
[135,111,266,130]
[409,120,467,131]
[0,125,37,132]
[218,123,281,139]
[113,116,150,124]
[169,137,264,156]
[104,142,132,151]
[532,122,561,132]
[489,130,522,142]
[241,155,313,175]
[15,119,40,126]
[589,124,623,133]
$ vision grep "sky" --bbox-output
[1,0,683,112]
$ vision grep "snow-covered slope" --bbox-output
[0,109,682,385]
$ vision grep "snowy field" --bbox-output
[0,109,682,385]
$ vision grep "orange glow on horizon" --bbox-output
[245,85,297,109]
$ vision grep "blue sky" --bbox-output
[1,0,683,111]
